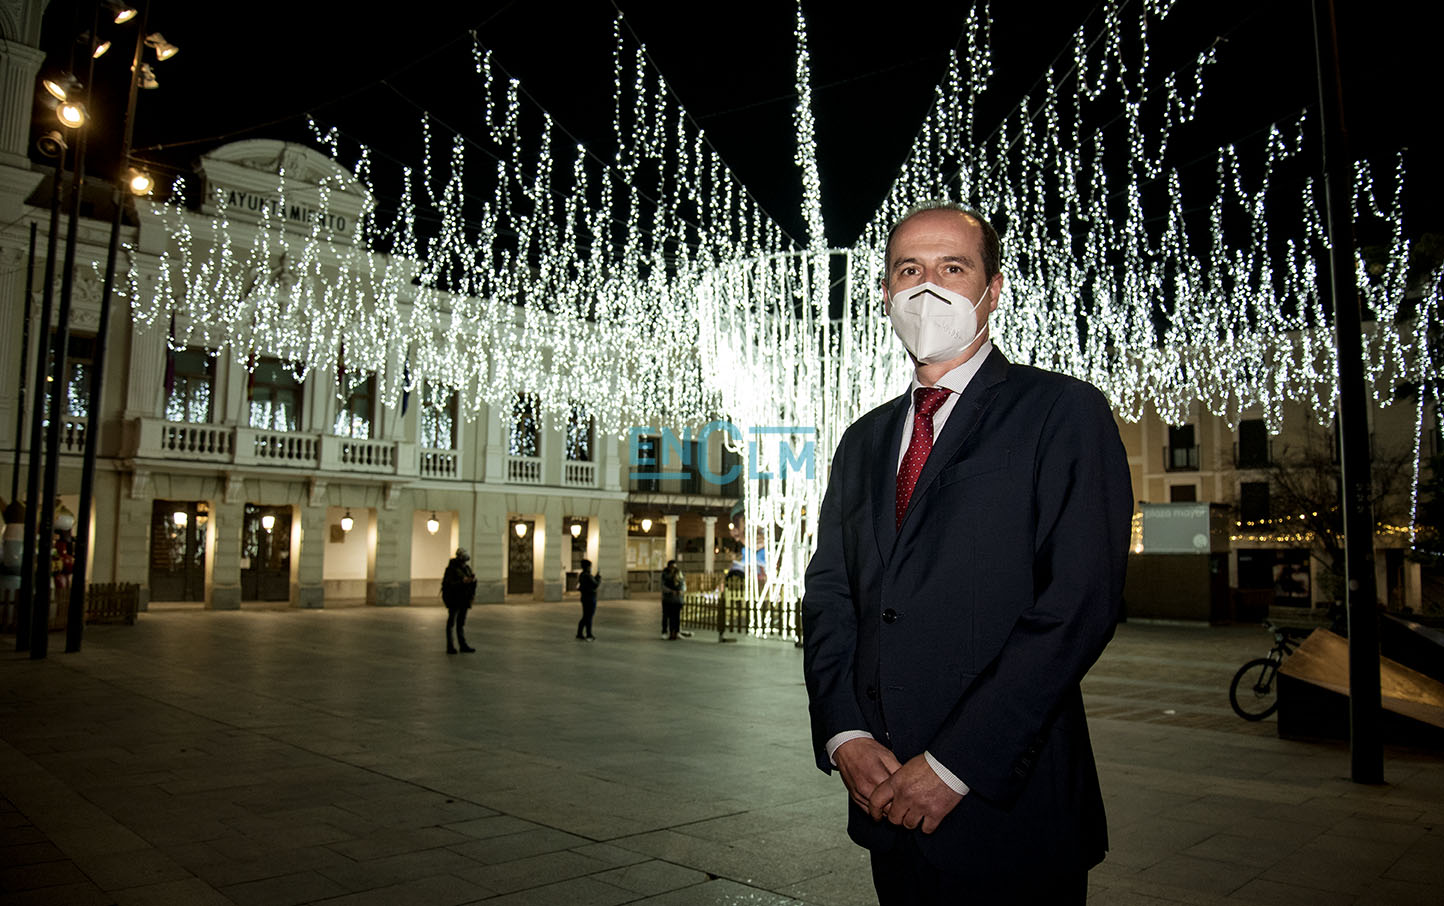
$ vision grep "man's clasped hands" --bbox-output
[833,736,964,835]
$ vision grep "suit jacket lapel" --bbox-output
[871,390,911,566]
[895,350,1011,538]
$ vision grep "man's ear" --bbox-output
[985,274,1003,312]
[880,278,891,314]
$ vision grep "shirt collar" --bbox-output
[908,340,994,399]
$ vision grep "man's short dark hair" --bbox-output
[883,202,1003,283]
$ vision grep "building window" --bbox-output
[509,393,540,457]
[46,333,94,420]
[1239,481,1270,522]
[566,404,593,462]
[334,374,374,439]
[631,434,660,492]
[1166,424,1199,471]
[420,382,457,450]
[248,358,302,431]
[1169,484,1197,502]
[1236,419,1270,469]
[165,348,214,423]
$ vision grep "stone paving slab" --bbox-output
[1,602,1441,905]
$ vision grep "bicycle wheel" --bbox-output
[1229,657,1281,720]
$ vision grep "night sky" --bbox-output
[33,0,1444,247]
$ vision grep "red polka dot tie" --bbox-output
[896,387,952,529]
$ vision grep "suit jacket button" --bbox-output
[865,686,879,701]
[882,609,898,624]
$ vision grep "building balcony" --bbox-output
[1163,444,1200,472]
[563,459,597,488]
[507,455,543,484]
[126,418,422,479]
[420,447,459,479]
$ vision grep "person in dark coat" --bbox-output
[660,560,685,640]
[576,559,600,640]
[441,547,476,654]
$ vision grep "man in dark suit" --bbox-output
[802,204,1133,904]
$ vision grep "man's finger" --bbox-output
[867,779,895,822]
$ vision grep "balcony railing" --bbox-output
[159,422,234,461]
[246,428,320,467]
[329,436,396,473]
[563,460,597,488]
[507,455,543,484]
[1163,445,1199,472]
[60,416,87,454]
[420,448,459,479]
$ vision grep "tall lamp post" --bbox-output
[67,0,171,652]
[23,11,98,657]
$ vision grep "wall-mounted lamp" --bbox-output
[340,510,354,533]
[570,522,582,538]
[640,517,653,533]
[260,513,275,532]
[426,512,440,535]
[172,510,187,528]
[92,40,111,59]
[514,522,528,538]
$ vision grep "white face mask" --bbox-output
[885,281,988,364]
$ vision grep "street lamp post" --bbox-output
[15,162,65,653]
[30,22,95,658]
[66,0,154,652]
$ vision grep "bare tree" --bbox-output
[1264,423,1414,604]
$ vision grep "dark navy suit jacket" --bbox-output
[801,348,1133,877]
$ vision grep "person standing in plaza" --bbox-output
[576,558,600,640]
[441,547,476,654]
[660,559,685,640]
[801,203,1133,904]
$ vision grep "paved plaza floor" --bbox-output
[2,598,1441,905]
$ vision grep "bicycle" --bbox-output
[1228,622,1304,720]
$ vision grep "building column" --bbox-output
[371,505,411,606]
[540,502,563,601]
[123,323,168,420]
[484,407,506,483]
[294,505,325,608]
[662,514,678,563]
[0,42,46,169]
[597,502,625,600]
[471,492,505,602]
[702,516,717,572]
[114,487,153,611]
[209,499,242,610]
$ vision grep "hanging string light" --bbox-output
[122,0,1440,635]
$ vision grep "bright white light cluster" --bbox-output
[125,1,1439,636]
[131,21,788,441]
[862,1,1439,435]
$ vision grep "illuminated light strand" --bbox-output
[122,0,1442,635]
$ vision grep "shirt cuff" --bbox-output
[924,751,971,796]
[824,730,875,764]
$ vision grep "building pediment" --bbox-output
[198,140,369,244]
